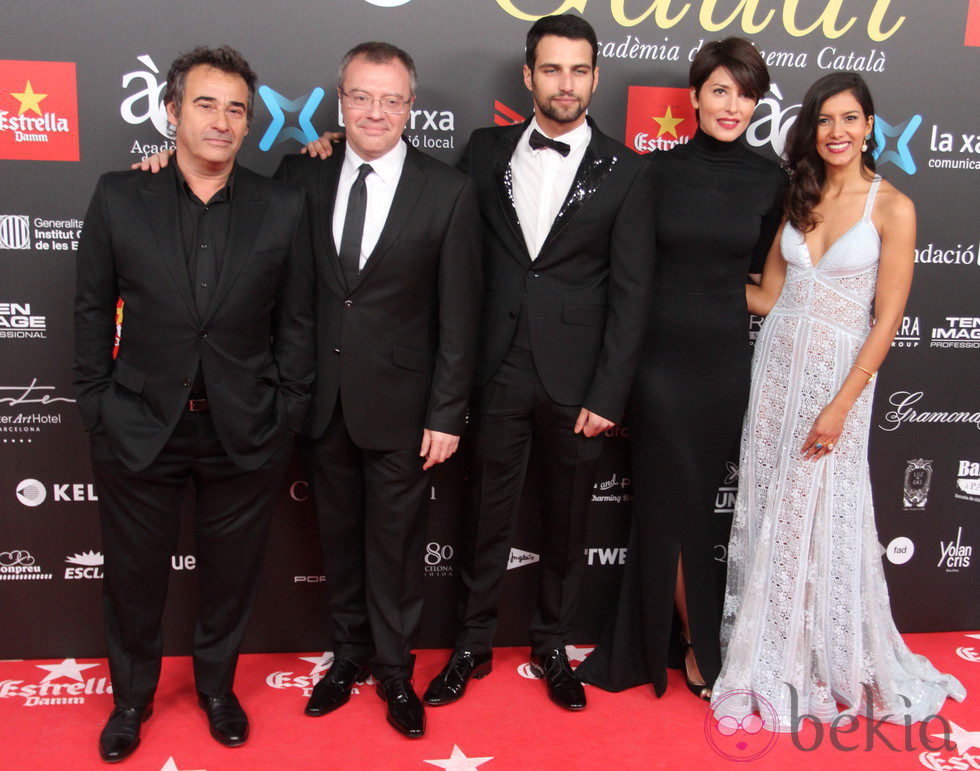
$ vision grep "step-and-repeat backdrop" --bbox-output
[2,0,978,659]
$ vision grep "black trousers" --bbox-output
[304,400,430,679]
[455,343,603,656]
[90,409,291,709]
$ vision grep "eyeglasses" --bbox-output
[340,89,411,115]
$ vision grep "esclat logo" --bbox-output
[494,0,906,41]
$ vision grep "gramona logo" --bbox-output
[624,86,696,154]
[0,60,79,161]
[0,215,31,249]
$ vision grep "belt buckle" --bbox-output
[188,398,209,412]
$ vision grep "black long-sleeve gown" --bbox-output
[577,128,787,695]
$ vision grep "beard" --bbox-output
[535,92,588,125]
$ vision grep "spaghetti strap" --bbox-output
[863,175,882,220]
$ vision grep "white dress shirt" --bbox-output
[332,140,408,269]
[510,116,591,260]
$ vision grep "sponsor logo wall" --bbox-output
[0,0,976,661]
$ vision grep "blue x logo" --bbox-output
[257,85,325,151]
[873,114,922,175]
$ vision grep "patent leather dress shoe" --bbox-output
[305,657,366,716]
[423,649,492,706]
[533,648,587,711]
[377,676,425,737]
[99,703,152,763]
[197,691,249,747]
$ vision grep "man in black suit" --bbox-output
[275,42,481,738]
[74,46,314,762]
[423,15,655,711]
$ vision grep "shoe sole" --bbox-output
[304,693,351,717]
[100,737,139,764]
[99,705,153,762]
[549,694,587,711]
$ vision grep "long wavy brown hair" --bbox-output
[784,72,878,233]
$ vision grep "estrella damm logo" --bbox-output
[0,60,79,161]
[625,86,696,155]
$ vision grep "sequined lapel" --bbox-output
[540,144,619,253]
[492,122,531,263]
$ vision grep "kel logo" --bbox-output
[15,478,46,507]
[257,85,325,151]
[873,114,922,175]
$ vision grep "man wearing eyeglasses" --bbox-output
[274,42,481,738]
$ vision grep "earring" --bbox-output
[862,134,869,153]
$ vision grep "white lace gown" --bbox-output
[712,177,966,731]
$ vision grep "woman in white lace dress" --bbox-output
[711,72,965,731]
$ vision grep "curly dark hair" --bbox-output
[163,45,257,130]
[784,72,877,233]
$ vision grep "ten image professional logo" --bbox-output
[0,60,79,161]
[625,86,696,154]
[0,215,31,249]
[0,301,46,340]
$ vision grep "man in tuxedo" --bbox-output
[422,14,655,711]
[74,46,314,761]
[274,42,481,738]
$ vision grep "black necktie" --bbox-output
[529,129,571,157]
[339,163,373,283]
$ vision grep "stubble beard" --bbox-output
[536,93,588,126]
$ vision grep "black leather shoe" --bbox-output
[533,648,587,711]
[197,691,248,747]
[99,704,152,763]
[305,657,366,716]
[377,676,425,737]
[423,649,492,706]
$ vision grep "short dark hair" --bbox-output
[689,37,769,102]
[525,14,598,70]
[338,41,418,95]
[163,45,257,128]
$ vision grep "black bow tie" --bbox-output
[529,129,571,157]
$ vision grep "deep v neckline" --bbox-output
[802,217,865,269]
[800,176,881,269]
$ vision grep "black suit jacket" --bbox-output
[274,141,482,450]
[73,163,316,472]
[460,117,655,422]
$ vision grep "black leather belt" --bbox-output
[188,397,210,412]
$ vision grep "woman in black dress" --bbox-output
[577,38,786,699]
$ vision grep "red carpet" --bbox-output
[1,633,977,770]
